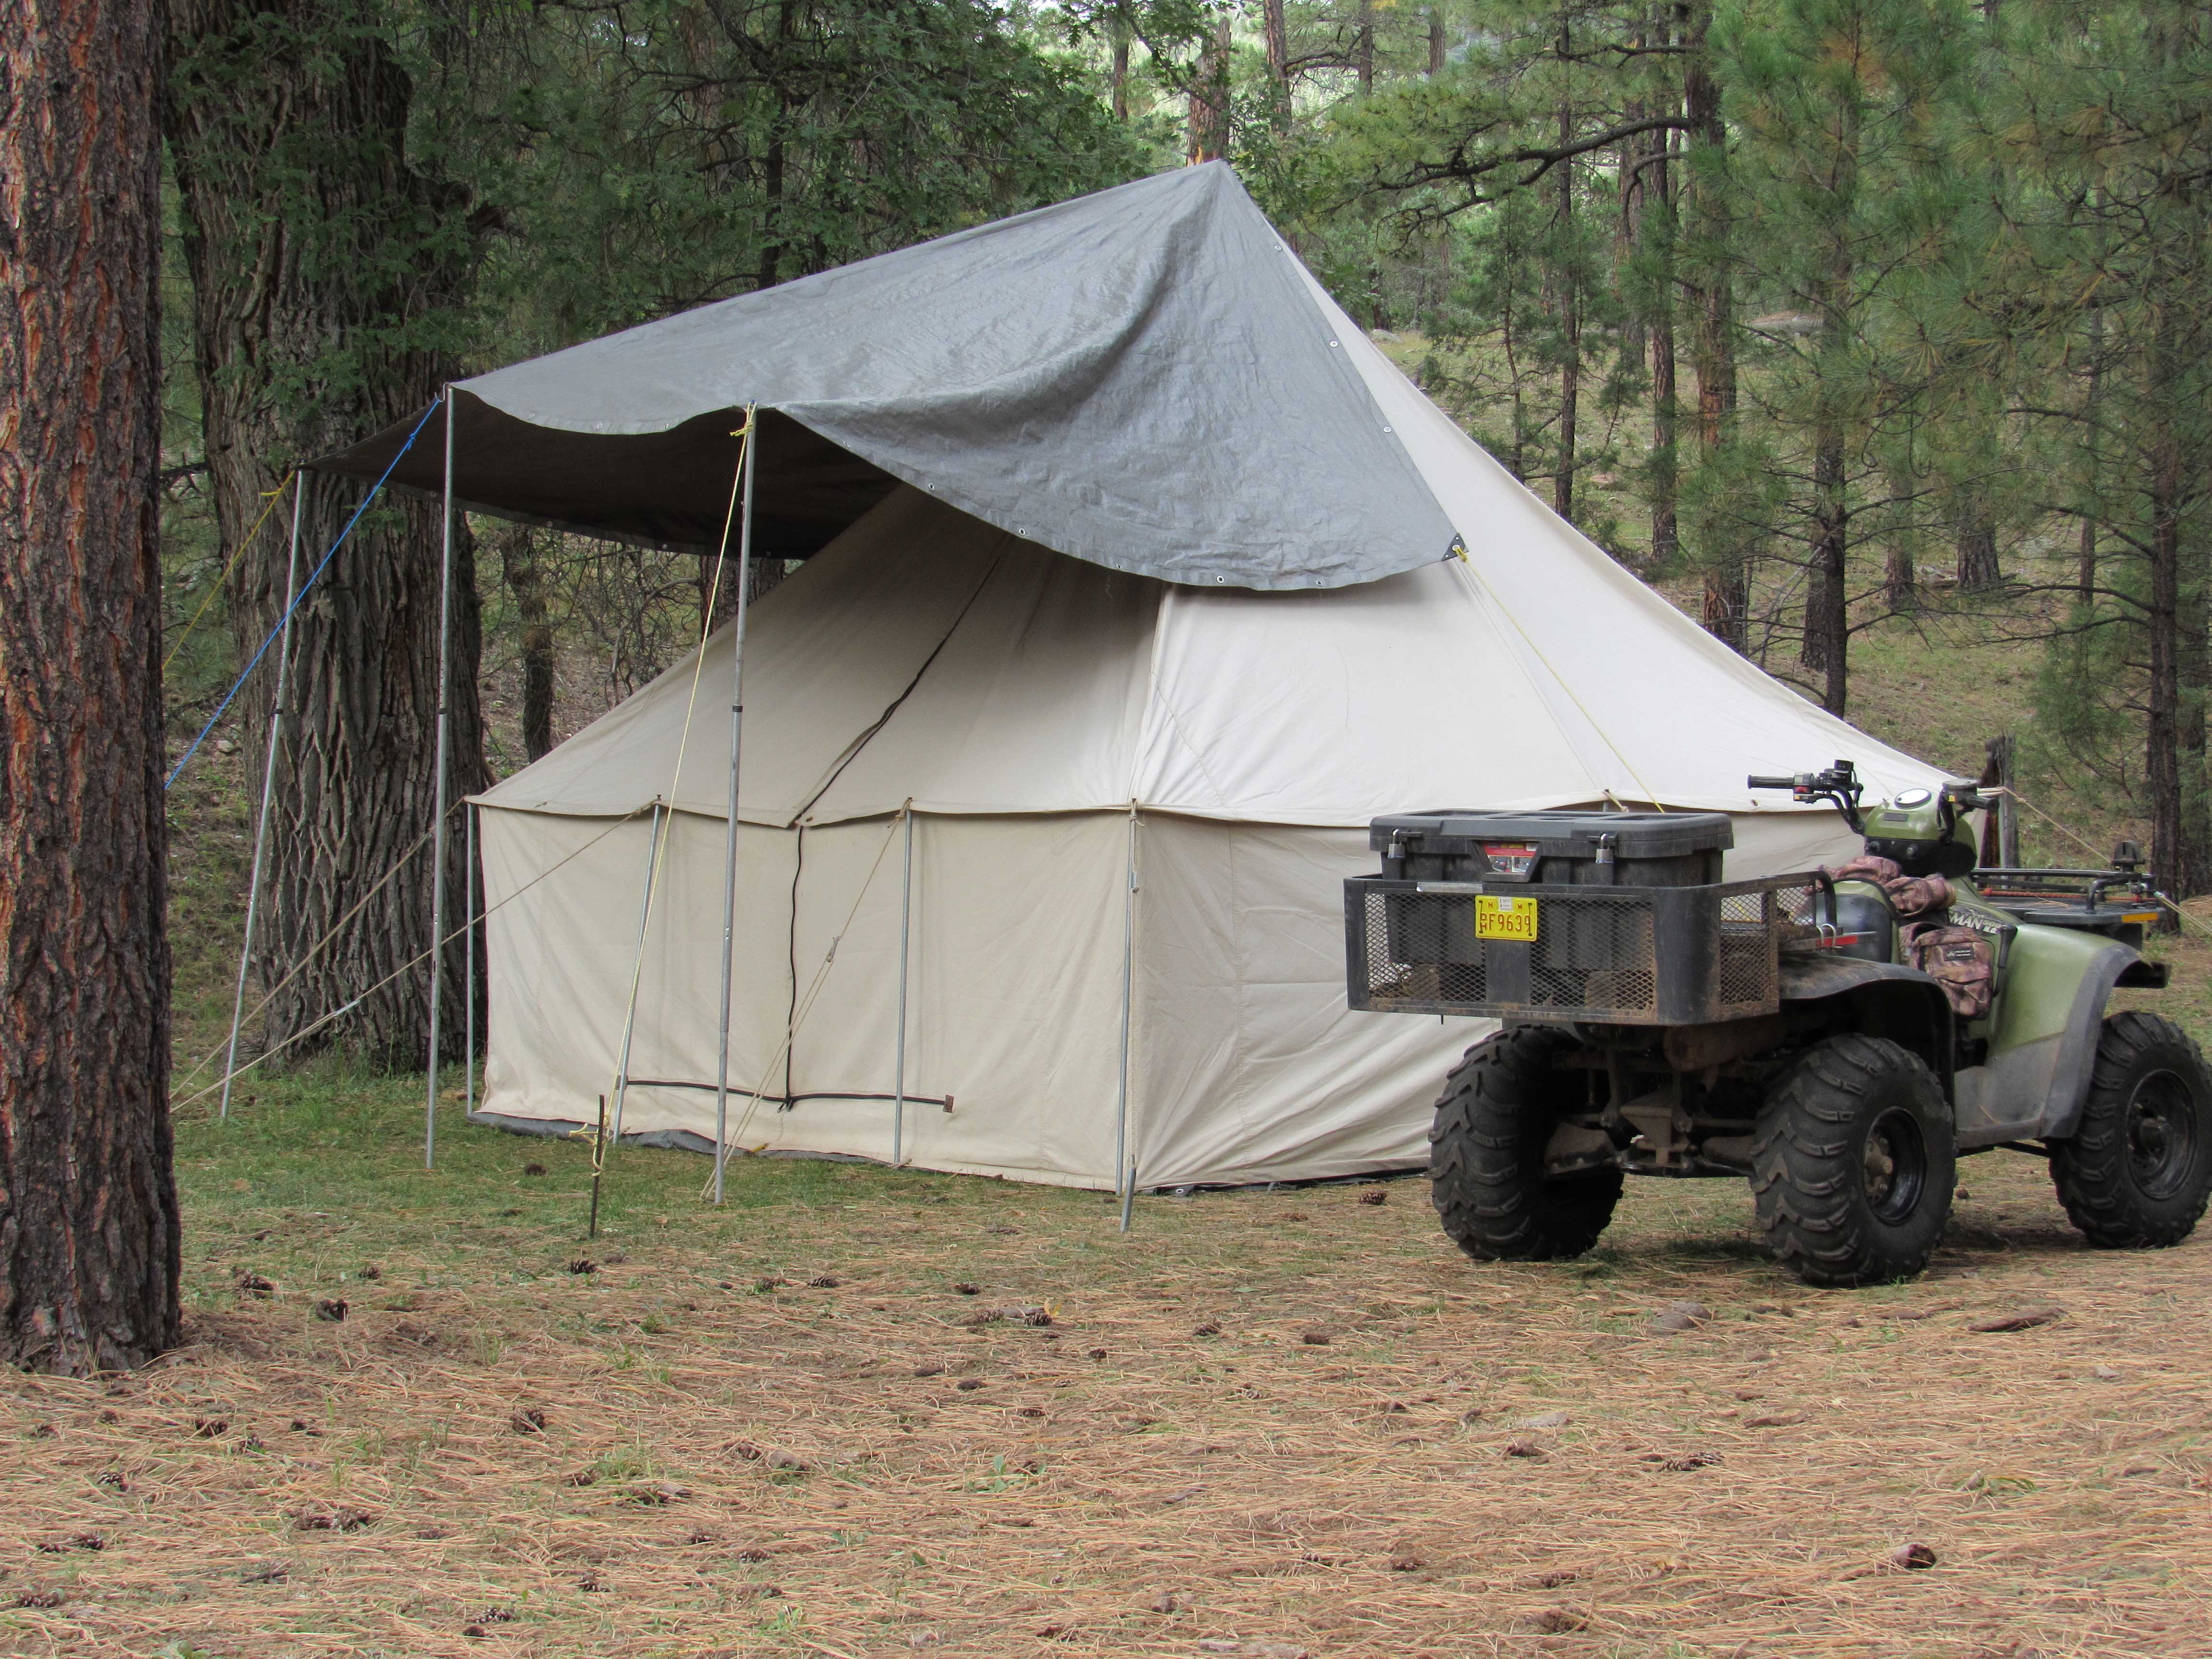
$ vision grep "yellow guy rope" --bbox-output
[177,805,650,1111]
[1456,555,1668,812]
[165,471,299,676]
[593,409,757,1180]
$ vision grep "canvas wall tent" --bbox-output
[320,162,1945,1190]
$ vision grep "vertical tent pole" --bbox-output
[893,801,914,1167]
[221,474,306,1120]
[1115,806,1138,1233]
[426,389,457,1170]
[465,800,477,1118]
[613,802,666,1139]
[713,408,758,1205]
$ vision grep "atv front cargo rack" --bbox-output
[1345,872,1829,1025]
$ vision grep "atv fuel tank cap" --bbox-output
[1892,787,1933,807]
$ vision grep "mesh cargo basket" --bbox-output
[1345,874,1827,1025]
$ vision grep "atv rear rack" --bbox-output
[1972,867,2164,947]
[1345,872,1831,1025]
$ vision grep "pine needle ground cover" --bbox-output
[4,1037,2209,1659]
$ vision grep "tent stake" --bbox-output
[221,475,305,1121]
[714,407,757,1206]
[465,800,477,1118]
[1115,806,1138,1232]
[893,802,914,1167]
[426,388,457,1170]
[611,802,666,1140]
[589,1093,606,1238]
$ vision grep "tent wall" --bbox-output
[1130,818,1458,1189]
[479,805,1133,1187]
[479,798,1864,1190]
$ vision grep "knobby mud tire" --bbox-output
[2050,1011,2212,1249]
[1430,1028,1623,1262]
[1751,1034,1954,1287]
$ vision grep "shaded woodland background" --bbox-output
[155,0,2212,1070]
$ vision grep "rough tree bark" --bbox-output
[1428,7,1445,75]
[1798,258,1855,712]
[1262,0,1290,123]
[1110,14,1132,120]
[1649,127,1680,570]
[1188,14,1230,163]
[1356,0,1375,89]
[1683,1,1743,649]
[1954,489,2000,588]
[0,0,182,1374]
[501,526,557,764]
[167,0,488,1069]
[1551,32,1579,524]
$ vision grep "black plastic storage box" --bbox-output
[1348,810,1821,1025]
[1370,809,1733,886]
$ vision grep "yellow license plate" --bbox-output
[1476,894,1539,942]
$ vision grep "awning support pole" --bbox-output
[465,799,477,1118]
[426,389,457,1170]
[713,407,758,1206]
[221,474,306,1120]
[893,801,914,1167]
[613,802,666,1141]
[1116,805,1138,1233]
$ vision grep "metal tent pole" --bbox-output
[713,410,757,1206]
[465,800,477,1118]
[426,390,457,1169]
[1115,806,1139,1233]
[221,475,306,1120]
[613,802,666,1140]
[893,802,914,1167]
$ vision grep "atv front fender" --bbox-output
[1779,955,1955,1094]
[1952,931,2162,1147]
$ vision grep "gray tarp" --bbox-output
[315,163,1462,591]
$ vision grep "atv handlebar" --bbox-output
[1746,761,1866,832]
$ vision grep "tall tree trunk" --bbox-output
[1428,7,1445,74]
[1263,0,1290,123]
[1954,489,2000,588]
[1649,130,1680,569]
[2077,304,2104,605]
[2147,400,2185,909]
[0,0,181,1374]
[2179,553,2209,897]
[1801,435,1850,710]
[1356,0,1375,89]
[168,0,488,1069]
[1800,142,1856,714]
[1110,14,1132,121]
[1683,1,1743,648]
[1188,14,1231,163]
[1883,541,1916,610]
[501,525,556,764]
[756,1,800,290]
[1552,64,1579,524]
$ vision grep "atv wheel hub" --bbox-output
[1862,1108,1929,1223]
[2128,1071,2198,1200]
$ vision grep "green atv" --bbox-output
[1344,763,2212,1286]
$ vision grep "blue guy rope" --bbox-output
[166,395,445,791]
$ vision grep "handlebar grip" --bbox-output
[1746,775,1797,790]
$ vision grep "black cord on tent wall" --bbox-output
[785,541,1008,825]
